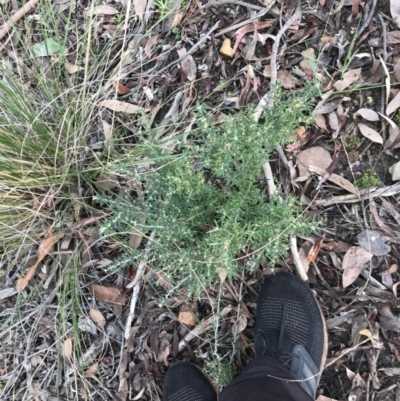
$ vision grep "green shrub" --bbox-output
[100,86,320,293]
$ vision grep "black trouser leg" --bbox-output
[219,356,314,401]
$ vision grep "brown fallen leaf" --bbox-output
[98,99,140,114]
[101,120,113,142]
[354,108,380,121]
[178,305,196,326]
[133,0,147,21]
[352,0,360,16]
[329,111,339,138]
[391,0,400,27]
[220,38,235,57]
[334,68,362,91]
[84,4,119,16]
[358,123,383,144]
[89,308,106,328]
[89,284,126,305]
[379,305,400,333]
[394,58,400,82]
[387,31,400,45]
[296,146,332,178]
[66,62,82,74]
[313,97,344,115]
[307,238,323,263]
[386,90,400,115]
[342,246,373,288]
[144,34,159,57]
[309,164,358,195]
[84,362,99,377]
[63,337,73,362]
[112,81,131,95]
[277,70,296,89]
[177,49,196,81]
[233,21,272,53]
[315,114,328,131]
[16,232,64,292]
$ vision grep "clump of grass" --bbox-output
[100,85,320,293]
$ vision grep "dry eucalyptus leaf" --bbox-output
[386,91,400,115]
[232,315,248,336]
[144,35,159,57]
[358,123,383,144]
[342,246,373,288]
[63,338,73,361]
[179,53,197,81]
[277,70,296,89]
[84,4,119,16]
[299,48,315,71]
[66,62,82,74]
[389,161,400,180]
[309,165,358,194]
[297,146,332,178]
[354,108,380,121]
[0,288,17,300]
[84,362,99,377]
[387,31,400,45]
[329,111,339,138]
[89,284,126,305]
[170,11,183,28]
[379,367,400,376]
[394,58,400,81]
[220,38,235,57]
[89,308,106,328]
[391,0,400,27]
[178,308,196,326]
[357,229,390,256]
[382,272,394,289]
[98,100,140,114]
[379,309,400,333]
[101,120,113,142]
[314,97,343,115]
[334,68,362,91]
[315,114,328,131]
[133,0,147,21]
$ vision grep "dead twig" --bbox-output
[354,0,378,41]
[124,231,155,340]
[215,3,275,38]
[290,236,308,282]
[0,0,38,40]
[200,0,263,11]
[158,21,220,75]
[178,305,233,352]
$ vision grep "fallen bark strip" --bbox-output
[314,182,400,207]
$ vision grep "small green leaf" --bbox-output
[32,38,66,57]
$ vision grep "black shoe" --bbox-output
[254,272,328,398]
[163,362,217,401]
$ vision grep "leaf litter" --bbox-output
[3,0,400,400]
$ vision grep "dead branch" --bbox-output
[158,21,220,75]
[200,0,263,11]
[215,3,275,38]
[124,231,155,340]
[0,0,38,41]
